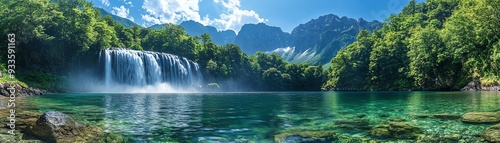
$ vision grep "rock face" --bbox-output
[274,131,338,143]
[235,23,291,54]
[287,14,382,64]
[461,80,500,91]
[28,111,104,143]
[180,20,236,45]
[369,122,422,139]
[482,123,500,142]
[461,112,500,123]
[0,83,44,97]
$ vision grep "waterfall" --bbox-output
[99,49,203,91]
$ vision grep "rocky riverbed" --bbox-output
[273,111,500,143]
[0,108,129,142]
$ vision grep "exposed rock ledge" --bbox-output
[461,80,500,91]
[0,82,45,97]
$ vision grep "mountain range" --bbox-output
[101,8,382,65]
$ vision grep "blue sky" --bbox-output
[88,0,425,33]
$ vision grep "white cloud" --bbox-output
[141,0,265,32]
[100,0,110,7]
[125,1,133,7]
[142,0,203,25]
[112,5,135,22]
[142,14,162,24]
[210,0,265,32]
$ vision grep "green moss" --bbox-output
[369,122,422,139]
[17,71,66,92]
[481,75,500,86]
[1,74,29,88]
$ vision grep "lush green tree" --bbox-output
[322,0,499,91]
[324,30,372,90]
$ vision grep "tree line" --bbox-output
[0,0,325,91]
[323,0,500,91]
[1,0,497,92]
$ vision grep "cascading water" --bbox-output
[98,48,203,92]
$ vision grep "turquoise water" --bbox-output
[21,92,500,142]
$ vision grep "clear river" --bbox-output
[19,91,500,142]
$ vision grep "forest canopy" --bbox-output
[0,0,498,92]
[323,0,500,91]
[0,0,325,91]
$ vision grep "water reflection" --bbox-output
[24,91,500,142]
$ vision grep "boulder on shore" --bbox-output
[28,111,104,143]
[461,112,500,123]
[482,123,500,142]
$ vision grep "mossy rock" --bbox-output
[274,131,338,143]
[416,134,461,143]
[103,132,132,143]
[482,123,500,142]
[369,122,422,139]
[332,118,371,131]
[461,112,500,123]
[369,125,391,138]
[27,111,105,143]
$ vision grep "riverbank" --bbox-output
[0,82,45,97]
[461,80,500,91]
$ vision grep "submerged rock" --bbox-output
[28,111,104,143]
[461,112,500,123]
[416,134,462,143]
[369,122,422,139]
[482,123,500,142]
[274,131,338,143]
[332,118,371,131]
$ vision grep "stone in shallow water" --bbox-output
[369,122,422,139]
[332,118,371,131]
[28,111,104,143]
[461,112,500,123]
[482,123,500,142]
[274,131,337,143]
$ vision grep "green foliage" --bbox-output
[0,0,326,91]
[17,71,67,92]
[96,8,138,28]
[324,0,499,91]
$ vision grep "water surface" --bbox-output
[20,92,500,142]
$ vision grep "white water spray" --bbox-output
[98,49,203,92]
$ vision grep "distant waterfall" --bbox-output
[98,49,203,90]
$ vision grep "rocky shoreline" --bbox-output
[461,80,500,91]
[0,110,128,142]
[0,82,45,97]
